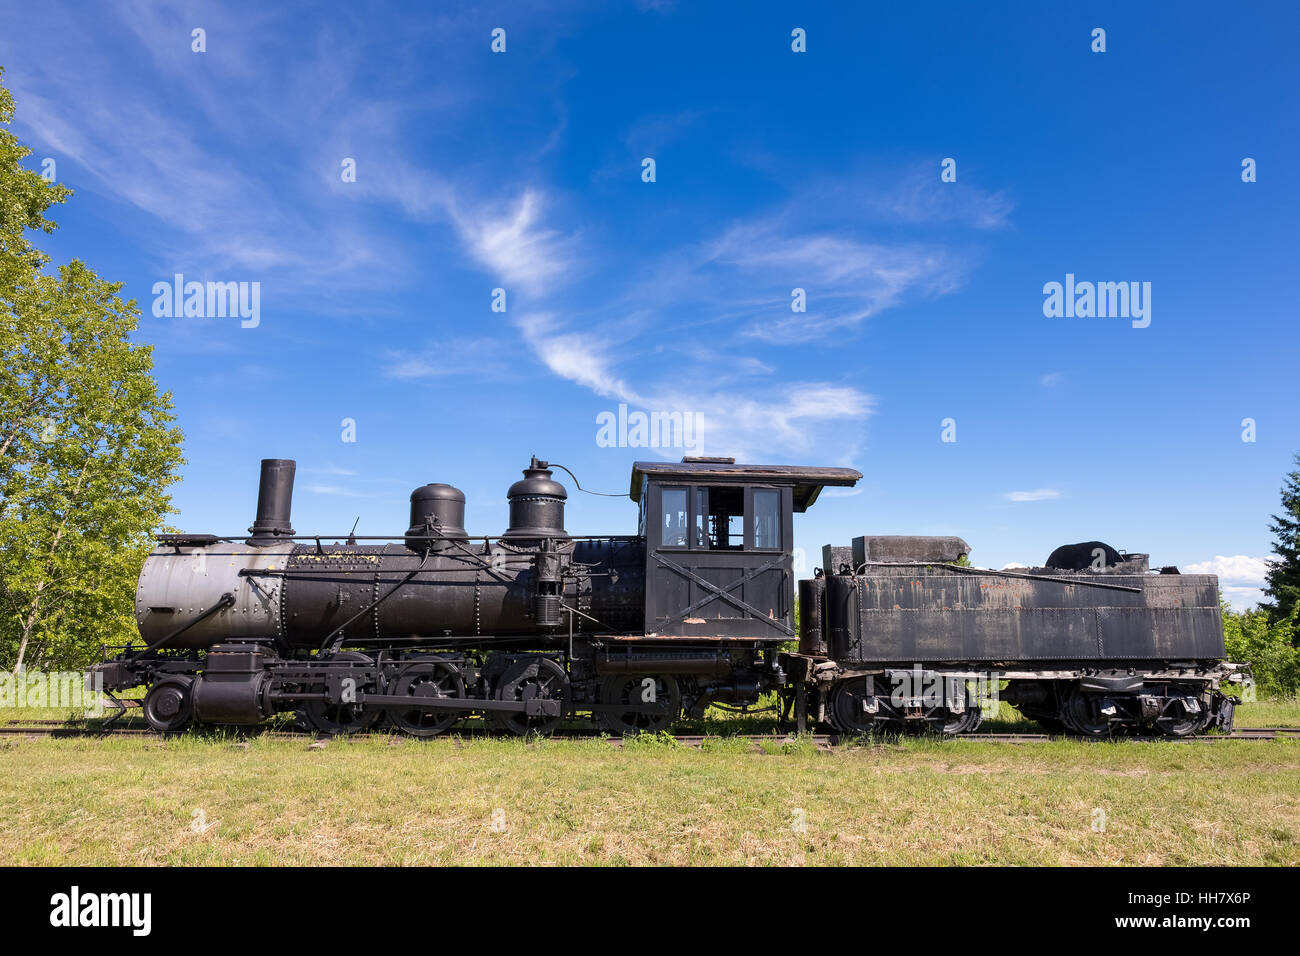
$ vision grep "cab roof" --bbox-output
[629,458,862,512]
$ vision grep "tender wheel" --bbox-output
[1034,717,1068,735]
[303,651,381,735]
[1155,696,1210,738]
[938,707,982,735]
[390,658,465,738]
[829,678,891,735]
[490,657,569,736]
[596,674,681,734]
[1062,688,1114,738]
[143,678,194,732]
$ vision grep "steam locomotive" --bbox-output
[91,456,1245,738]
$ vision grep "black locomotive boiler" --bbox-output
[92,456,1246,738]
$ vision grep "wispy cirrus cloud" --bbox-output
[591,108,713,182]
[864,165,1015,230]
[448,190,579,294]
[3,3,1005,468]
[516,313,640,402]
[305,483,371,498]
[702,218,965,341]
[482,158,1005,458]
[381,337,522,383]
[589,165,999,345]
[6,6,384,277]
[1004,489,1061,502]
[515,312,872,462]
[3,0,577,310]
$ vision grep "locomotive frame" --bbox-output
[91,455,1247,739]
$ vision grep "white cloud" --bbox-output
[1183,555,1270,611]
[820,486,864,498]
[1039,372,1064,388]
[449,190,578,294]
[515,313,872,462]
[868,168,1014,230]
[2,19,413,299]
[1183,554,1270,582]
[701,219,964,341]
[4,10,1003,471]
[1219,586,1264,611]
[3,2,576,311]
[517,313,636,400]
[305,484,370,498]
[1004,489,1061,502]
[381,338,520,382]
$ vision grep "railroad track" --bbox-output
[2,722,1297,744]
[950,728,1300,743]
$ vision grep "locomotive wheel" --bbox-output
[1061,688,1114,738]
[143,678,194,732]
[595,674,681,735]
[303,651,381,735]
[490,657,569,736]
[390,659,465,738]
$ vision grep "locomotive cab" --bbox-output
[630,458,861,640]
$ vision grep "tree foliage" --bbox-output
[0,69,184,670]
[1222,602,1299,697]
[1262,451,1300,628]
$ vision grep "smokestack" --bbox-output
[247,459,296,546]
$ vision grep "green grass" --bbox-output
[1234,696,1300,727]
[0,729,1296,866]
[2,692,1296,866]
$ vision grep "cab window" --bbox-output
[637,476,648,536]
[752,488,782,550]
[694,485,744,551]
[660,487,688,548]
[694,487,709,548]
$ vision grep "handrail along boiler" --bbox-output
[92,456,1245,737]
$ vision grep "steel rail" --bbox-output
[1,723,1295,742]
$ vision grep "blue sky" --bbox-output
[3,1,1297,607]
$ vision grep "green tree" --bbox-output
[0,69,184,671]
[1262,451,1300,628]
[1222,601,1300,697]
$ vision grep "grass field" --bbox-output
[0,699,1296,866]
